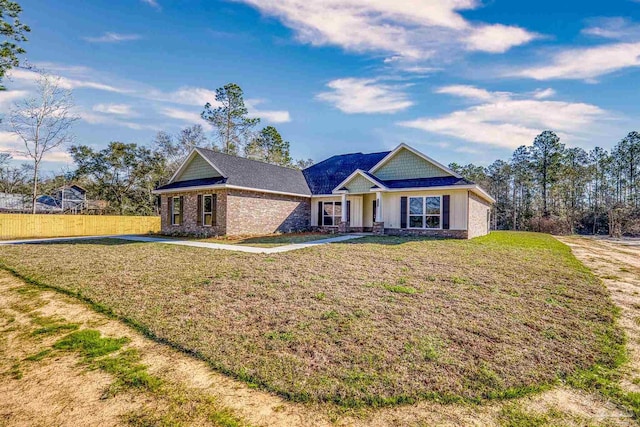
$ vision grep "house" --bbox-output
[152,143,495,239]
[0,184,107,214]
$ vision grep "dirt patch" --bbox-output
[558,237,640,395]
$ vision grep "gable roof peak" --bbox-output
[369,143,462,178]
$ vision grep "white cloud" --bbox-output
[92,103,134,115]
[435,85,510,102]
[151,88,292,123]
[510,42,640,80]
[245,99,292,123]
[0,90,29,110]
[78,111,158,131]
[83,32,142,43]
[141,0,160,9]
[8,68,130,94]
[317,78,413,114]
[0,131,72,164]
[6,64,291,131]
[532,88,556,99]
[465,24,539,53]
[160,107,205,124]
[233,0,537,62]
[399,85,608,149]
[582,17,640,40]
[148,86,218,106]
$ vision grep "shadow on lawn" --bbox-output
[341,235,452,246]
[16,238,139,247]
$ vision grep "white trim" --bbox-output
[168,148,225,184]
[171,196,181,226]
[330,169,388,194]
[370,184,495,204]
[321,200,343,227]
[311,194,340,198]
[407,195,442,230]
[369,143,462,179]
[202,194,214,227]
[153,183,311,198]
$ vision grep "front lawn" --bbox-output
[197,232,343,247]
[0,232,622,407]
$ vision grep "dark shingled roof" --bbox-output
[381,176,474,189]
[196,149,311,195]
[302,151,391,195]
[156,177,227,191]
[158,148,471,196]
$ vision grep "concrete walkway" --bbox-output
[0,234,366,254]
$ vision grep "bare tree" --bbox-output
[9,73,78,213]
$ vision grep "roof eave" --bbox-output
[369,184,496,204]
[153,183,311,198]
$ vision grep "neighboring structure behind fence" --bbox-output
[0,214,160,239]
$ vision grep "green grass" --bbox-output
[382,283,418,294]
[24,349,52,361]
[0,231,623,409]
[53,329,130,358]
[32,322,80,336]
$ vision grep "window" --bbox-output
[171,196,181,225]
[408,196,441,229]
[322,201,342,226]
[203,195,214,226]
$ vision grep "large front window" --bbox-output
[408,196,441,229]
[171,196,181,225]
[322,201,342,226]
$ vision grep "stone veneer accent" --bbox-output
[160,190,227,237]
[372,221,385,235]
[225,189,310,235]
[468,191,491,239]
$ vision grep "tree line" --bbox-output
[449,130,640,236]
[1,72,313,215]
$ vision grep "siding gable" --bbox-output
[345,174,377,193]
[372,147,451,180]
[175,153,222,182]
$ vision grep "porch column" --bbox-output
[375,191,382,221]
[341,193,348,222]
[373,191,384,235]
[339,192,349,233]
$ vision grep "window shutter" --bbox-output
[372,199,377,222]
[179,196,184,225]
[400,197,407,229]
[443,195,450,230]
[166,197,171,225]
[346,200,351,222]
[196,195,202,226]
[317,202,323,226]
[212,194,217,226]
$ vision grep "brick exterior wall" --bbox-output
[225,189,310,236]
[468,191,491,239]
[160,190,227,237]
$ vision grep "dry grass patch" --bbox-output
[0,231,622,408]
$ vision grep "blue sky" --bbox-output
[1,0,639,172]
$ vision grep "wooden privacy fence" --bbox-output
[0,214,161,239]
